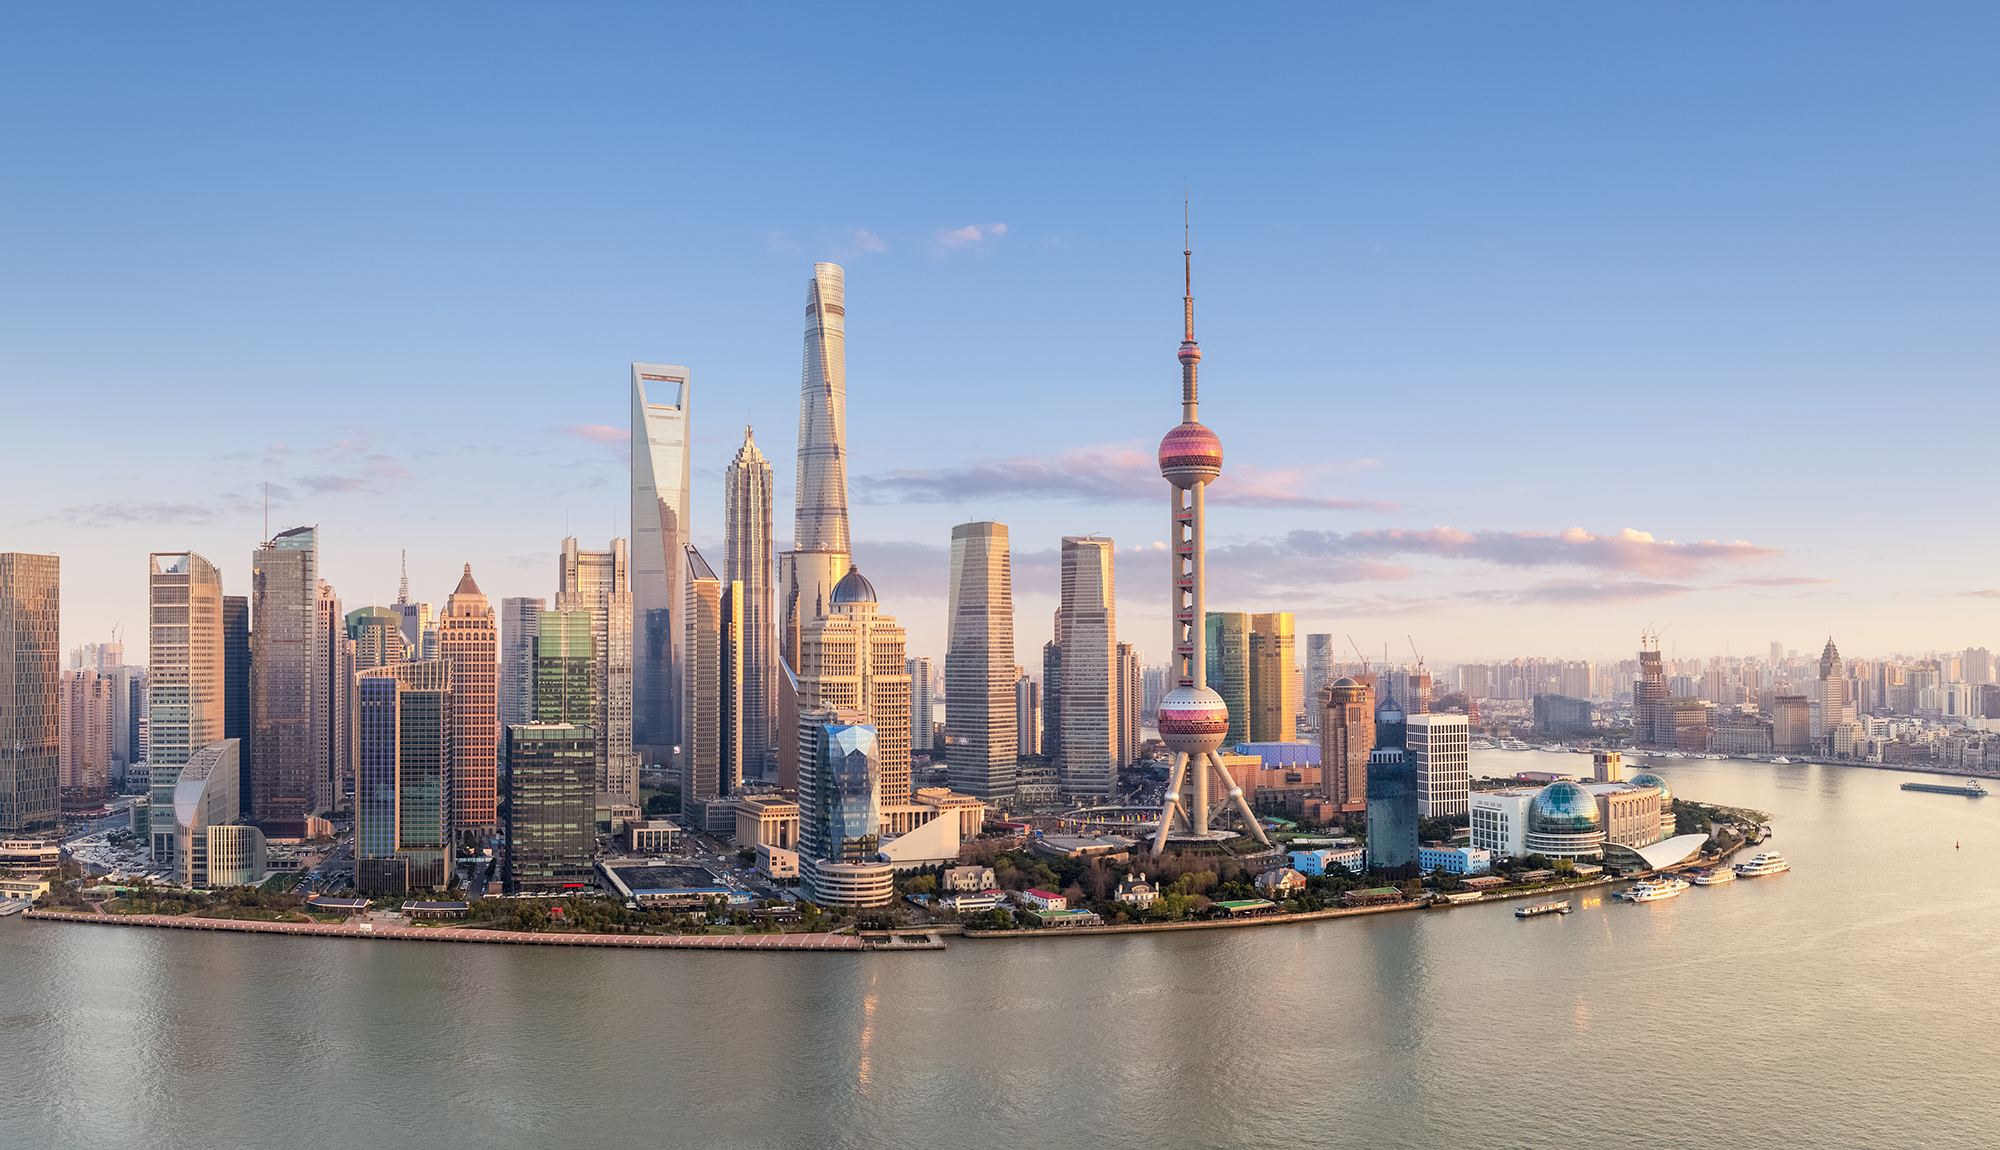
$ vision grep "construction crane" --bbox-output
[1407,635,1425,675]
[1346,634,1369,671]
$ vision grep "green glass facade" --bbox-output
[503,723,596,893]
[1205,612,1252,748]
[533,609,595,727]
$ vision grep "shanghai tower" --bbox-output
[778,263,854,678]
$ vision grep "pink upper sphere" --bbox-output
[1178,342,1202,364]
[1159,421,1224,486]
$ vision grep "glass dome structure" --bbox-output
[830,564,877,605]
[1625,771,1673,807]
[1530,780,1602,835]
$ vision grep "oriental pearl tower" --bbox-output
[1150,229,1271,854]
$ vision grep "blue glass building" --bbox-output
[1365,691,1418,873]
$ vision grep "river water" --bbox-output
[3,754,1997,1149]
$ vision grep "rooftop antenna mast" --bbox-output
[398,550,409,605]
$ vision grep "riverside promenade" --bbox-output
[24,910,876,951]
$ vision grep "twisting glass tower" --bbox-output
[778,263,855,678]
[1151,234,1270,853]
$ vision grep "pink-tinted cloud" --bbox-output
[853,444,1390,511]
[1733,577,1838,587]
[1461,579,1694,606]
[1967,589,2000,599]
[297,454,412,495]
[561,424,630,465]
[1275,526,1776,579]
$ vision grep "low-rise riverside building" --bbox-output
[944,865,997,892]
[1256,867,1306,897]
[401,901,468,919]
[1418,845,1492,875]
[1289,846,1366,876]
[1019,888,1066,910]
[0,877,51,901]
[1026,907,1103,927]
[1115,872,1159,908]
[1215,898,1280,917]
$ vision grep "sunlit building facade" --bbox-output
[1,554,61,833]
[631,362,691,757]
[945,521,1016,805]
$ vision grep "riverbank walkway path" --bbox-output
[23,910,870,951]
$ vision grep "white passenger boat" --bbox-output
[1770,757,1792,764]
[1620,876,1690,902]
[1733,852,1790,877]
[1690,868,1735,885]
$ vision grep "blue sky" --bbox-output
[4,4,1996,666]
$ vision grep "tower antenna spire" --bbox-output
[398,550,409,605]
[1183,192,1194,343]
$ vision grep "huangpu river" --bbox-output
[5,754,1999,1149]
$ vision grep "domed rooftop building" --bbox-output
[830,564,876,606]
[1625,771,1672,808]
[1524,779,1607,859]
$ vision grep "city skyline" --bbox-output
[7,7,2000,668]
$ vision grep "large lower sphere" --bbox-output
[1158,685,1230,755]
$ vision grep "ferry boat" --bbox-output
[0,899,30,917]
[1690,867,1736,885]
[1516,900,1571,918]
[1770,757,1792,764]
[1499,739,1531,752]
[1620,876,1690,902]
[1900,780,1988,798]
[1733,852,1790,877]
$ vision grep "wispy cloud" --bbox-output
[297,454,413,495]
[854,229,887,253]
[853,443,1390,511]
[1733,577,1838,587]
[41,501,225,528]
[561,424,630,466]
[934,222,1007,253]
[1268,526,1777,579]
[1461,579,1694,606]
[1967,589,2000,599]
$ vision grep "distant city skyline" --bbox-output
[6,7,1999,667]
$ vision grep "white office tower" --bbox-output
[1407,712,1471,817]
[1057,536,1117,800]
[251,526,321,822]
[315,581,352,808]
[631,363,692,757]
[1150,244,1270,852]
[499,597,546,729]
[558,538,638,804]
[724,426,777,779]
[778,264,854,682]
[945,521,1016,806]
[149,552,226,863]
